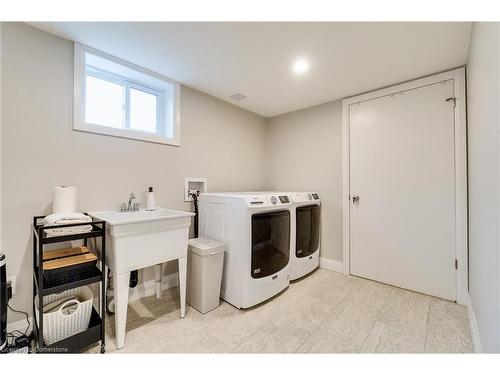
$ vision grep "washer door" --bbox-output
[296,205,320,258]
[251,210,290,279]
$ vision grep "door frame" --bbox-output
[341,67,468,304]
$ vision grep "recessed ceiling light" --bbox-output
[230,93,246,101]
[292,58,309,74]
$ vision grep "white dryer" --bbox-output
[199,192,292,308]
[288,192,321,280]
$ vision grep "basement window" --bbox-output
[74,43,180,146]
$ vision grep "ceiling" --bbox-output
[31,22,472,118]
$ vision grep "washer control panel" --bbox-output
[246,194,291,207]
[278,195,290,204]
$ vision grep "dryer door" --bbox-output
[251,210,290,279]
[296,205,320,258]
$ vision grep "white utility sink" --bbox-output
[91,208,194,226]
[89,208,194,350]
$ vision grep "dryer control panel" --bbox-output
[290,192,321,203]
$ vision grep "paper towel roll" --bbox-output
[52,186,77,214]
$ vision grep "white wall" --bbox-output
[0,22,2,249]
[1,23,268,322]
[466,22,500,353]
[266,101,343,263]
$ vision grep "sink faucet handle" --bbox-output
[133,202,140,211]
[120,203,127,211]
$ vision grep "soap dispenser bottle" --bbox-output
[146,187,156,211]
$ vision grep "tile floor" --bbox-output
[87,269,472,354]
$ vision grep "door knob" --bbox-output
[352,194,360,204]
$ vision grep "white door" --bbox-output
[349,80,456,301]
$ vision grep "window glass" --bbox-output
[85,74,124,129]
[75,44,180,145]
[130,87,158,133]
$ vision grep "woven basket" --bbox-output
[35,286,93,345]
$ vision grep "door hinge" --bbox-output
[445,97,456,108]
[455,259,458,269]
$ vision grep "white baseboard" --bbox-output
[6,272,180,335]
[319,257,346,274]
[465,292,483,353]
[127,272,179,303]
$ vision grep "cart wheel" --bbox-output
[100,345,106,354]
[106,298,115,314]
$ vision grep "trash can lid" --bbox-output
[188,237,225,257]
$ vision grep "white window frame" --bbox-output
[74,43,181,146]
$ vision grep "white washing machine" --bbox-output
[288,192,321,280]
[199,192,292,308]
[244,191,321,280]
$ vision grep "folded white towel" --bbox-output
[43,212,93,237]
[44,225,93,238]
[43,212,92,226]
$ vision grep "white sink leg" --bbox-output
[154,263,163,299]
[114,271,130,350]
[178,256,187,318]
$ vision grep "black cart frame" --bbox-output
[32,216,106,353]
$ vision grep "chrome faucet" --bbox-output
[121,193,139,212]
[128,193,136,210]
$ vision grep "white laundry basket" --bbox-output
[34,286,93,345]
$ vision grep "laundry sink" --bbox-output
[89,208,194,350]
[91,208,194,227]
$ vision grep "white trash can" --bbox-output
[187,237,225,314]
